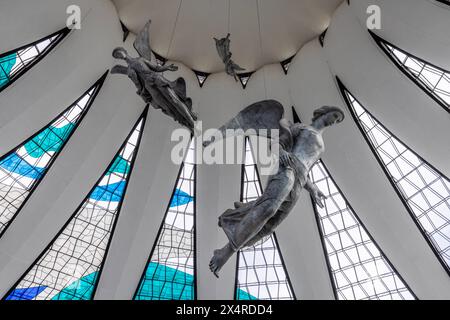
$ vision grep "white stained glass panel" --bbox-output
[310,161,415,300]
[345,88,450,272]
[236,138,294,300]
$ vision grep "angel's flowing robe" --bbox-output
[219,123,309,250]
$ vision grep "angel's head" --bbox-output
[113,47,128,60]
[312,106,345,128]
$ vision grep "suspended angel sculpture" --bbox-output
[112,20,198,131]
[214,33,245,81]
[204,100,345,277]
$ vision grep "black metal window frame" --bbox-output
[370,30,450,114]
[435,0,450,6]
[2,106,149,300]
[0,27,70,94]
[292,107,415,300]
[133,138,197,300]
[280,55,295,75]
[310,159,416,300]
[0,71,108,238]
[337,76,450,278]
[193,70,210,88]
[233,137,296,300]
[237,72,254,90]
[319,28,328,48]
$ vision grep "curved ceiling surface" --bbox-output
[112,0,343,73]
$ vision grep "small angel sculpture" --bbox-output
[214,33,245,81]
[203,101,345,277]
[112,20,198,131]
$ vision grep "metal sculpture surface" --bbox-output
[214,33,245,81]
[112,21,197,131]
[204,100,345,277]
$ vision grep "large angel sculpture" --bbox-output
[204,100,345,277]
[112,20,198,131]
[214,33,245,81]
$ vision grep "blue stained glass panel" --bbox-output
[0,153,44,180]
[24,123,75,158]
[135,263,193,300]
[4,111,146,300]
[170,189,193,208]
[0,78,105,237]
[236,289,258,300]
[5,286,46,300]
[89,180,126,202]
[135,141,196,300]
[0,29,68,91]
[0,53,17,87]
[51,272,98,300]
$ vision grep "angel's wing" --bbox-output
[203,100,284,147]
[134,20,153,61]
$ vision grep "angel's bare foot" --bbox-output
[209,244,235,278]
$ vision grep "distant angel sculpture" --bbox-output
[112,20,198,131]
[214,33,245,81]
[204,100,345,277]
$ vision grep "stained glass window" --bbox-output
[280,56,294,75]
[193,71,209,88]
[152,51,167,67]
[4,109,148,300]
[0,28,69,91]
[310,160,415,300]
[134,140,196,300]
[319,28,328,47]
[235,138,295,300]
[238,73,253,89]
[372,32,450,113]
[0,74,107,237]
[120,20,130,42]
[341,81,450,274]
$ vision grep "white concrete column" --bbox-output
[0,69,145,298]
[95,109,182,299]
[326,2,450,176]
[195,73,244,299]
[0,0,123,157]
[296,3,450,298]
[350,0,450,72]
